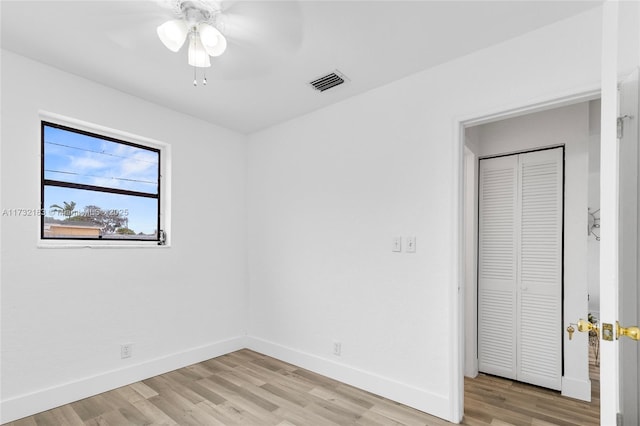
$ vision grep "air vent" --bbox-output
[309,70,348,92]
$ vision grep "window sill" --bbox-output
[37,240,171,249]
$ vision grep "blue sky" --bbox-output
[43,125,159,234]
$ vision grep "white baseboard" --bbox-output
[561,375,592,401]
[0,336,245,424]
[245,336,452,422]
[2,336,454,424]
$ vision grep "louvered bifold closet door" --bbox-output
[478,155,518,380]
[516,148,563,390]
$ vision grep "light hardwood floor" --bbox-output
[5,349,599,426]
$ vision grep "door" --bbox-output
[598,67,640,425]
[478,154,518,380]
[516,149,563,390]
[478,148,563,390]
[619,69,640,426]
[617,70,639,425]
[597,2,640,424]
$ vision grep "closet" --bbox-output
[478,147,563,390]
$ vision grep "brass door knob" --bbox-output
[617,322,640,341]
[567,319,598,342]
[577,319,598,334]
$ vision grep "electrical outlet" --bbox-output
[121,343,133,359]
[333,341,342,356]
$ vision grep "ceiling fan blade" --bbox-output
[105,25,158,50]
[209,38,277,80]
[218,0,303,54]
[86,0,172,21]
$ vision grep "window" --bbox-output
[41,120,165,243]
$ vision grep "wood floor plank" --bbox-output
[369,403,439,426]
[128,382,158,400]
[212,354,242,369]
[116,404,151,426]
[201,399,273,425]
[272,406,342,426]
[7,418,37,426]
[356,409,407,426]
[145,395,206,426]
[308,386,371,417]
[183,363,217,380]
[113,385,146,405]
[52,405,85,426]
[193,399,245,426]
[196,377,282,424]
[129,398,177,425]
[200,358,235,374]
[331,384,376,410]
[164,370,227,405]
[145,375,204,406]
[206,375,279,412]
[142,395,191,425]
[69,396,113,423]
[229,365,270,386]
[218,371,310,414]
[85,408,135,426]
[5,348,600,426]
[304,400,362,425]
[260,382,310,408]
[82,417,107,426]
[227,366,270,387]
[272,370,318,394]
[289,368,340,390]
[98,389,139,415]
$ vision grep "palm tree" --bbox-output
[49,201,76,219]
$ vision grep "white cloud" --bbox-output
[120,151,157,177]
[69,155,106,171]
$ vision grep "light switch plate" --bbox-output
[392,236,402,252]
[406,236,416,253]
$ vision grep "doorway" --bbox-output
[462,99,601,402]
[477,147,564,390]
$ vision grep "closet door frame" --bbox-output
[477,145,565,390]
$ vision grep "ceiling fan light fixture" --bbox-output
[198,23,227,57]
[157,19,188,52]
[188,32,211,67]
[157,1,230,84]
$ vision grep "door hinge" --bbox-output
[617,115,633,139]
[617,412,623,426]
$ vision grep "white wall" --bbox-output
[0,50,248,423]
[618,0,640,78]
[246,7,602,422]
[469,102,592,400]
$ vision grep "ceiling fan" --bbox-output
[157,1,226,69]
[154,0,303,85]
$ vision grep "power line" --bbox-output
[45,141,158,164]
[45,169,157,186]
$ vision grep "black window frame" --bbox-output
[41,121,162,242]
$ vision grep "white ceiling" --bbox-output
[1,1,602,134]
